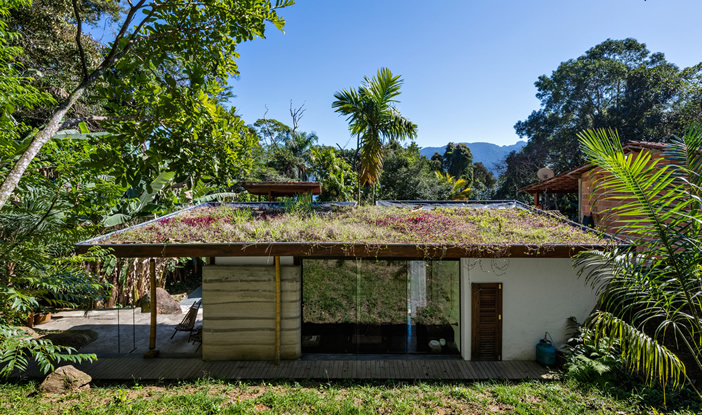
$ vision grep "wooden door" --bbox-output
[471,283,502,361]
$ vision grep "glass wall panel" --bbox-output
[302,259,459,355]
[409,261,461,354]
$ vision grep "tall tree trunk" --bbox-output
[355,133,361,205]
[0,79,92,211]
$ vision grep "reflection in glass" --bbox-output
[302,259,459,355]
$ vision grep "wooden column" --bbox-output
[145,258,159,358]
[274,256,281,365]
[534,192,539,208]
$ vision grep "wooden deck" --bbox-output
[16,357,552,381]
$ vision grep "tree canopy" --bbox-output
[496,38,702,198]
[0,0,294,211]
[0,0,294,376]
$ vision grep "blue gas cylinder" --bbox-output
[535,332,556,366]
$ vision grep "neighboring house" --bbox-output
[77,200,620,363]
[519,141,668,240]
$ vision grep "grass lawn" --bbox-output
[1,378,696,414]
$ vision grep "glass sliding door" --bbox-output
[301,259,357,353]
[408,261,461,354]
[302,259,459,355]
[355,259,408,353]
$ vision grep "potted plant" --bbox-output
[33,307,52,326]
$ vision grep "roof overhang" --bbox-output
[74,241,613,259]
[519,164,595,195]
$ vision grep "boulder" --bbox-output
[39,365,91,394]
[139,287,182,314]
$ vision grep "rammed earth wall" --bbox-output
[202,260,301,361]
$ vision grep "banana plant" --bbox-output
[434,171,471,200]
[102,171,176,227]
[103,172,241,227]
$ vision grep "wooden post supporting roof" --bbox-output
[274,256,281,365]
[145,258,159,358]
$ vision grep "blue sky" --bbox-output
[229,0,702,149]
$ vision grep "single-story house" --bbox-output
[76,200,622,362]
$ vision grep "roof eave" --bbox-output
[75,241,625,259]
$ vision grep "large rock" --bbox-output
[39,365,91,394]
[139,287,182,314]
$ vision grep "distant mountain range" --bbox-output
[419,141,527,175]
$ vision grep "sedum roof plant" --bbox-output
[90,203,609,247]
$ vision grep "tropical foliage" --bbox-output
[333,67,418,202]
[0,0,294,211]
[574,127,702,393]
[309,146,356,201]
[434,172,471,201]
[378,143,453,201]
[497,38,702,199]
[0,0,292,377]
[0,176,111,377]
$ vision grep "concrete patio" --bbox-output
[33,295,203,357]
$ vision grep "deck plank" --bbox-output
[524,361,541,378]
[466,361,482,379]
[386,360,395,379]
[504,360,517,379]
[487,361,503,379]
[13,357,550,381]
[461,361,478,379]
[489,362,504,379]
[506,360,524,378]
[513,361,535,379]
[398,360,409,380]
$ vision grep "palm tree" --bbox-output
[332,68,417,203]
[575,127,702,393]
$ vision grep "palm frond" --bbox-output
[359,131,383,186]
[588,310,685,388]
[576,127,702,392]
[333,68,417,189]
[578,129,697,268]
[362,67,403,106]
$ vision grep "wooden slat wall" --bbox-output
[471,283,502,361]
[202,265,301,361]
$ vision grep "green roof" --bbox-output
[78,202,616,258]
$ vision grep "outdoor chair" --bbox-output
[171,300,201,339]
[189,326,203,351]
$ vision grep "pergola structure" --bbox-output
[519,164,594,207]
[239,181,321,201]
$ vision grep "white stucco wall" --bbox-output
[460,258,597,361]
